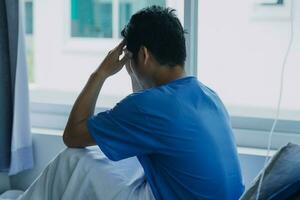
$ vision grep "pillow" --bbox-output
[240,143,300,200]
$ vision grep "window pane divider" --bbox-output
[112,0,119,38]
[184,0,198,76]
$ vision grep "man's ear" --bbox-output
[142,46,150,65]
[138,46,150,65]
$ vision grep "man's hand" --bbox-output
[63,40,131,148]
[97,40,132,78]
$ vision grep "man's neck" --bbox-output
[152,65,186,87]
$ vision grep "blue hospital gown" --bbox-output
[87,76,245,200]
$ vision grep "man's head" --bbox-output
[121,6,186,88]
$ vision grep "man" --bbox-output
[63,6,245,200]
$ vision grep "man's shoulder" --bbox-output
[120,88,161,106]
[118,87,176,115]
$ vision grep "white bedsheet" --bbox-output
[16,146,154,200]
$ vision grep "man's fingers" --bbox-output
[116,40,126,52]
[119,52,132,66]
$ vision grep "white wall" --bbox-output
[0,173,10,194]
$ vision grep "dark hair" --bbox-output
[121,6,186,67]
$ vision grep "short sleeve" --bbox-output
[87,94,159,161]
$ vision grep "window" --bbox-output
[23,0,300,149]
[24,0,183,108]
[70,0,166,38]
[197,0,300,121]
[197,0,300,149]
[71,0,113,38]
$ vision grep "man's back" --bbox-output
[88,76,245,200]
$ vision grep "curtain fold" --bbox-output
[0,0,33,175]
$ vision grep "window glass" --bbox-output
[25,1,33,35]
[24,0,34,83]
[71,0,113,38]
[197,0,300,120]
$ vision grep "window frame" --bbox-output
[184,0,198,76]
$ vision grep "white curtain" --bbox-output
[0,0,33,175]
[9,0,34,175]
